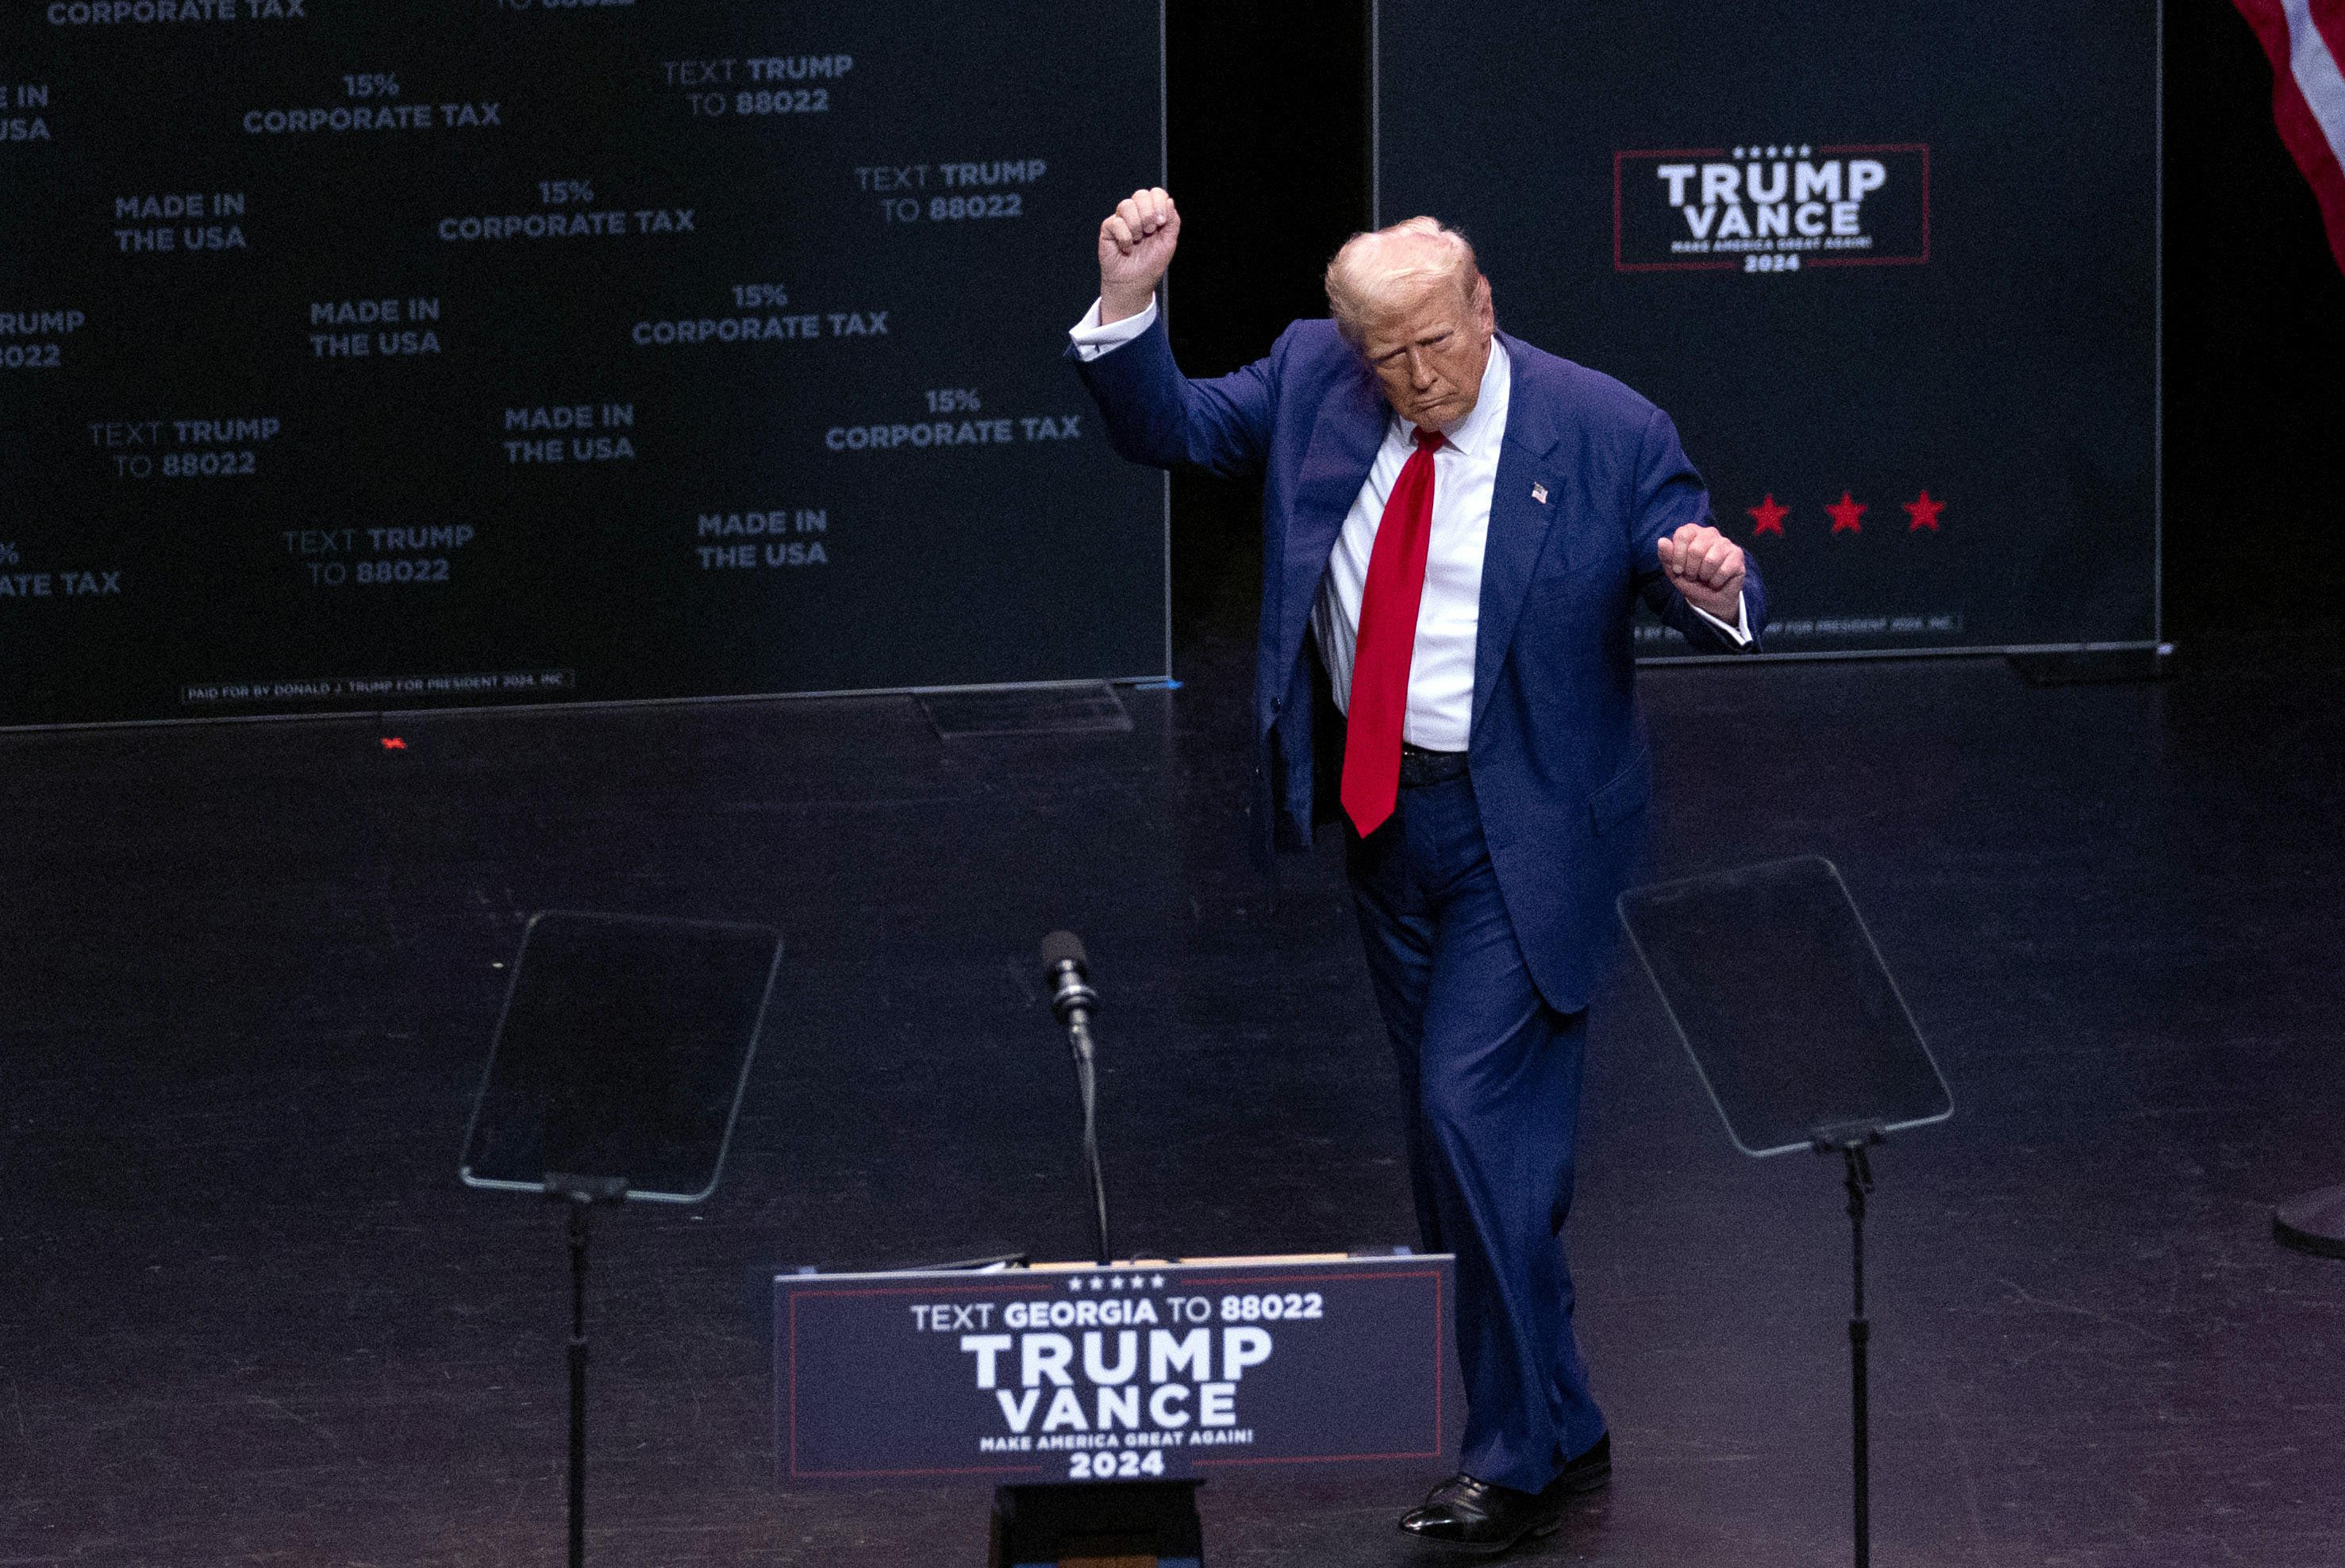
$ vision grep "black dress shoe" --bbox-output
[1397,1435,1610,1555]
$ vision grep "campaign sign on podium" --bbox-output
[777,1255,1462,1485]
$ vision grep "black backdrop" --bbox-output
[1376,0,2162,659]
[0,1,1166,728]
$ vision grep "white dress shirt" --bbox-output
[1068,295,1160,359]
[1311,339,1511,750]
[1069,299,1751,748]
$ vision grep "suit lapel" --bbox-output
[1277,361,1387,679]
[1471,336,1565,741]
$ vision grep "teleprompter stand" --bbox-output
[1813,1122,1883,1564]
[460,911,783,1568]
[546,1171,628,1568]
[1620,857,1953,1568]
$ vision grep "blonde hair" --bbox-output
[1324,217,1482,346]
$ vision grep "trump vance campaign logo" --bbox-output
[1613,144,1929,273]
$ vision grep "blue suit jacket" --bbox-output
[1071,315,1765,1012]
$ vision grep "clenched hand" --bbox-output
[1655,524,1746,621]
[1098,186,1178,325]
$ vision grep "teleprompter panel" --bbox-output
[461,910,782,1205]
[1618,857,1951,1157]
[0,0,1165,726]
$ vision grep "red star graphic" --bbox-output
[1902,489,1944,532]
[1826,491,1866,534]
[1747,494,1789,536]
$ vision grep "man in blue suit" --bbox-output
[1069,187,1764,1552]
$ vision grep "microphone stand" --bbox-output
[998,940,1207,1568]
[1050,963,1112,1266]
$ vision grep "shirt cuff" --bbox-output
[1690,590,1754,646]
[1068,297,1157,361]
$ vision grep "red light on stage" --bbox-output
[381,736,407,751]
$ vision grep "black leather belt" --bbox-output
[1397,740,1469,789]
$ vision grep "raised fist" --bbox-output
[1098,186,1178,325]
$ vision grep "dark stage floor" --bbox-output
[4,628,2342,1567]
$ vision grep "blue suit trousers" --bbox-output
[1345,767,1606,1493]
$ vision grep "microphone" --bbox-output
[1040,930,1111,1266]
[1041,929,1098,1028]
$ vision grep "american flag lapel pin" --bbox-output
[1531,482,1548,504]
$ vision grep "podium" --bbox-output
[776,1251,1466,1566]
[1620,856,1951,1568]
[461,911,783,1568]
[772,929,1466,1564]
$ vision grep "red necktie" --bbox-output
[1340,427,1446,836]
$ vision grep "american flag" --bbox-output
[2233,0,2345,272]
